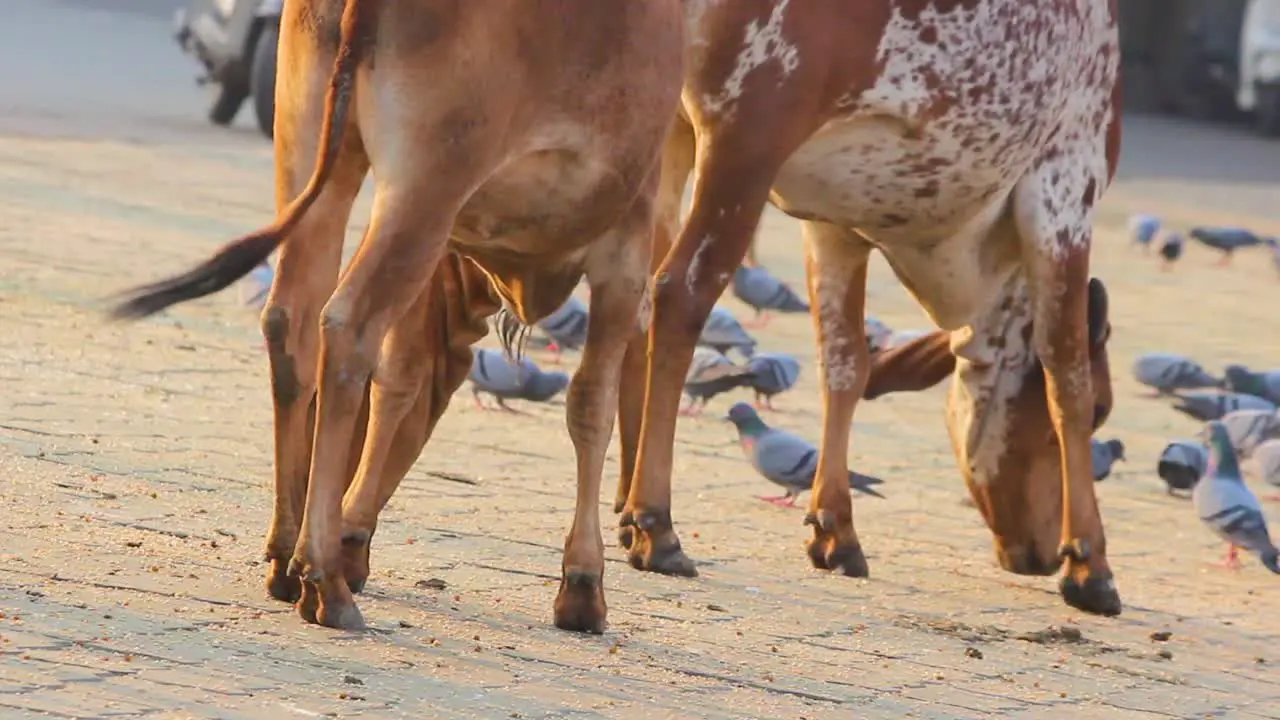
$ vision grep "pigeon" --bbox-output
[698,306,758,359]
[1132,352,1221,394]
[1193,420,1280,573]
[1223,364,1280,404]
[1128,213,1160,253]
[468,348,570,411]
[1267,238,1280,279]
[682,347,756,416]
[724,402,884,505]
[1156,230,1184,271]
[1189,226,1268,266]
[1157,440,1209,496]
[1253,439,1280,501]
[241,260,275,309]
[731,264,809,327]
[536,296,589,363]
[1091,438,1126,481]
[1218,408,1280,459]
[865,316,895,353]
[1171,391,1278,423]
[744,352,802,410]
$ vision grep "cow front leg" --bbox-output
[1014,162,1121,617]
[801,221,873,577]
[260,8,369,602]
[554,214,652,634]
[615,116,693,550]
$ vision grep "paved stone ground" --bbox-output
[3,1,1280,718]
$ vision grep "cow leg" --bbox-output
[554,202,654,634]
[801,221,873,577]
[339,257,494,593]
[625,117,799,576]
[261,6,369,604]
[1013,160,1121,617]
[291,177,467,630]
[614,116,694,545]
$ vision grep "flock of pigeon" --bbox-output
[1131,351,1280,572]
[1128,214,1280,276]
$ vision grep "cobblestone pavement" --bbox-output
[4,2,1280,719]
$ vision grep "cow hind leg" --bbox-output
[801,221,873,577]
[339,257,493,594]
[554,200,656,634]
[292,174,467,630]
[261,10,369,604]
[615,116,694,549]
[1013,156,1121,617]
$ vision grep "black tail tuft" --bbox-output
[108,231,282,321]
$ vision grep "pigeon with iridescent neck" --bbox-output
[1091,438,1126,481]
[724,402,884,506]
[1157,440,1209,496]
[1223,364,1280,405]
[1193,420,1280,573]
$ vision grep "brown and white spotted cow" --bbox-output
[109,0,685,633]
[613,0,1126,616]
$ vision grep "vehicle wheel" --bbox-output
[1256,84,1280,138]
[251,21,280,139]
[208,80,249,126]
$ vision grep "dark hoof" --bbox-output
[265,559,301,603]
[629,543,699,577]
[620,508,698,577]
[553,570,607,634]
[340,531,373,595]
[346,576,367,594]
[617,524,634,550]
[1060,573,1122,617]
[804,510,869,577]
[317,599,367,630]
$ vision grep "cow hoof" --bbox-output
[629,542,698,577]
[1060,573,1122,617]
[617,524,634,550]
[265,559,301,603]
[296,582,320,625]
[995,543,1062,577]
[804,511,869,578]
[553,570,607,634]
[317,599,367,631]
[340,530,373,595]
[619,508,698,577]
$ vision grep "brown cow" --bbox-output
[614,0,1126,616]
[109,0,685,633]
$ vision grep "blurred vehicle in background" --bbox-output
[1122,0,1280,138]
[173,0,281,138]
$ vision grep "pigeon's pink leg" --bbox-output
[472,393,488,411]
[743,312,772,330]
[495,398,523,414]
[1210,545,1242,570]
[1261,493,1280,502]
[1215,254,1232,268]
[546,341,563,365]
[678,398,703,417]
[757,494,796,507]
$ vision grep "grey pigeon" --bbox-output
[1223,364,1280,404]
[865,316,895,353]
[536,296,589,363]
[1129,213,1160,253]
[468,348,570,411]
[1253,439,1280,501]
[1157,230,1184,271]
[1091,438,1126,482]
[682,348,755,416]
[1171,391,1278,423]
[1132,352,1221,394]
[1189,226,1270,266]
[731,265,809,326]
[1157,440,1209,496]
[1193,420,1280,573]
[744,353,801,410]
[1218,408,1280,459]
[698,306,758,359]
[724,402,884,505]
[241,260,275,310]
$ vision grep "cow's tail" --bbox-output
[109,0,374,321]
